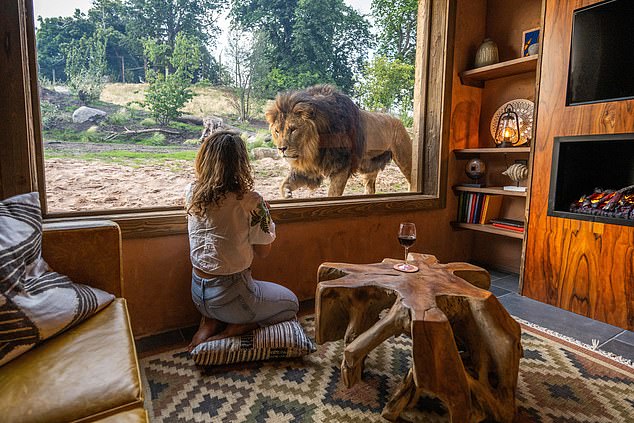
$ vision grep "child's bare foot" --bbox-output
[207,322,259,341]
[188,317,225,352]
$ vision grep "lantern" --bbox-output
[494,105,520,148]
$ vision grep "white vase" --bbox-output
[474,38,499,68]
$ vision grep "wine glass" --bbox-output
[395,222,418,272]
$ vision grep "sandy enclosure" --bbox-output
[44,147,409,213]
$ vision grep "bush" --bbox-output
[40,101,63,130]
[140,118,157,127]
[139,133,167,146]
[80,129,101,143]
[106,108,131,126]
[144,73,194,125]
[64,31,108,104]
[143,33,200,125]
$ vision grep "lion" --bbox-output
[265,84,412,198]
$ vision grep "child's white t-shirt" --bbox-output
[185,183,275,275]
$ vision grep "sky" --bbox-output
[32,0,372,56]
[32,0,371,18]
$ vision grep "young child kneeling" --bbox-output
[185,130,299,351]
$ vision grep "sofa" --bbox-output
[0,220,148,423]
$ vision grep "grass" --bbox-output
[100,83,268,120]
[100,83,147,109]
[138,133,167,146]
[169,121,202,132]
[106,109,132,126]
[44,149,198,167]
[44,128,91,143]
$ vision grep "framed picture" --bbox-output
[522,27,540,57]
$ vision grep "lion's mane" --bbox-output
[265,84,366,176]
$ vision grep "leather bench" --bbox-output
[0,220,148,422]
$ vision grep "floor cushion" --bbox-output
[190,319,316,366]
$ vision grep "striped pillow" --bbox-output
[190,319,316,366]
[0,192,114,366]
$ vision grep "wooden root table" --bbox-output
[315,253,522,422]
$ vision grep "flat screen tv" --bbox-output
[566,0,634,106]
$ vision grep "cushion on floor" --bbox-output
[190,319,316,366]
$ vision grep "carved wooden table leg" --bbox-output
[341,297,411,387]
[315,253,522,423]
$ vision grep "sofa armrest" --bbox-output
[42,220,123,297]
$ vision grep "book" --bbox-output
[474,193,485,223]
[479,195,490,224]
[471,194,480,223]
[491,223,525,232]
[457,192,465,222]
[490,218,524,228]
[468,193,476,223]
[480,195,503,224]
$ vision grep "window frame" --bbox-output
[4,0,455,239]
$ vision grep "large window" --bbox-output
[2,0,453,225]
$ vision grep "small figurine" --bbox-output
[502,163,528,192]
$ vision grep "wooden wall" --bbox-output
[0,0,38,199]
[523,0,634,330]
[122,209,471,337]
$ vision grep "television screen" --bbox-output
[566,0,634,106]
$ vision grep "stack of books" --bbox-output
[457,193,503,224]
[490,218,525,233]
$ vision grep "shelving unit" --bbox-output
[448,0,542,274]
[453,185,527,197]
[451,222,525,239]
[452,147,530,238]
[453,147,530,157]
[459,55,538,87]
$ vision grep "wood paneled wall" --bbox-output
[123,209,472,337]
[523,0,634,330]
[0,0,38,199]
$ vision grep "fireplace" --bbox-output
[548,133,634,227]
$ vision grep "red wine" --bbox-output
[398,235,416,248]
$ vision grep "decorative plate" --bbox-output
[489,99,534,146]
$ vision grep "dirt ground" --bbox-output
[44,143,410,213]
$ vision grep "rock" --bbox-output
[72,106,107,124]
[252,147,280,160]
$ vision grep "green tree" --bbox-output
[230,0,297,69]
[358,55,415,124]
[292,0,371,91]
[36,10,95,82]
[127,0,224,64]
[230,0,371,95]
[225,29,256,121]
[88,0,145,82]
[143,33,201,125]
[64,28,109,104]
[371,0,418,63]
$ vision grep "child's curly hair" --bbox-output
[187,130,254,218]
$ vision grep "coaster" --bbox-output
[393,263,419,273]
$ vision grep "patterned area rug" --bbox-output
[140,315,634,422]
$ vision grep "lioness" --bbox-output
[265,85,412,198]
